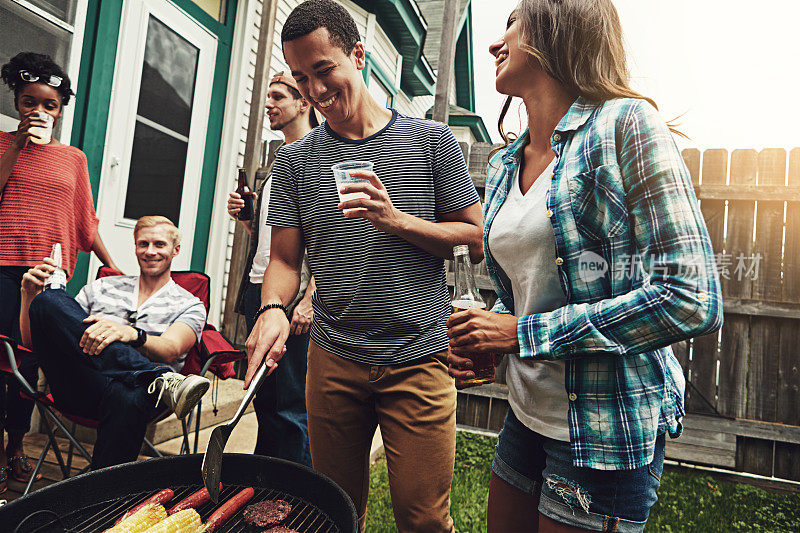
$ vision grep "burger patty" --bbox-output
[243,499,293,527]
[262,526,299,533]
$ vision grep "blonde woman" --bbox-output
[447,1,723,531]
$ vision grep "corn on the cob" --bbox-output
[141,508,204,533]
[105,504,168,532]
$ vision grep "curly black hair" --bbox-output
[281,0,360,55]
[1,52,74,106]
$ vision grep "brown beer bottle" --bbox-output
[236,168,255,221]
[452,245,495,385]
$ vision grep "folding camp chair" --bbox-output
[0,268,244,495]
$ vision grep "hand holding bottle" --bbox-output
[20,258,57,299]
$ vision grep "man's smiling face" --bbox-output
[283,27,366,128]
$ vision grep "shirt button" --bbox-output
[568,393,578,401]
[555,257,564,266]
[552,133,562,142]
[545,210,553,218]
[697,292,708,302]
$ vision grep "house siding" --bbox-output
[216,0,445,324]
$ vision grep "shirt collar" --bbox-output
[500,97,599,164]
[554,96,599,135]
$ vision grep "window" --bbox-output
[0,0,84,139]
[368,73,392,108]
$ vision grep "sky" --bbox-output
[471,0,800,150]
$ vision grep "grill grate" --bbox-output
[28,485,340,533]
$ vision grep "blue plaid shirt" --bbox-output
[484,97,723,470]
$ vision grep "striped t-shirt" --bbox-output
[75,276,206,371]
[267,110,480,365]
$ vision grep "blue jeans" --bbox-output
[28,289,172,469]
[492,409,664,533]
[0,266,37,436]
[244,282,311,467]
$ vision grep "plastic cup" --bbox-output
[331,161,374,215]
[29,111,53,145]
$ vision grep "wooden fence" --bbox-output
[223,141,800,483]
[454,143,800,483]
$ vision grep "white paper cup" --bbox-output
[331,161,374,215]
[29,112,53,145]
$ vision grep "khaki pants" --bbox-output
[306,341,456,533]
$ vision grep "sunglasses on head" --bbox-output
[19,69,63,88]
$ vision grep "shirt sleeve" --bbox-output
[174,299,206,343]
[265,147,301,228]
[74,283,92,314]
[74,150,99,252]
[432,125,480,215]
[517,100,723,360]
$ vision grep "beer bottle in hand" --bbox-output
[452,245,495,385]
[44,243,67,291]
[235,168,255,221]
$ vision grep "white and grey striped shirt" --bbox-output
[267,110,480,365]
[75,276,206,371]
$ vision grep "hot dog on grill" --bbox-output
[204,487,255,532]
[167,484,222,514]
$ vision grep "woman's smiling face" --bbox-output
[489,10,539,98]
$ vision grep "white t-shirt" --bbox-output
[249,176,272,284]
[487,157,571,441]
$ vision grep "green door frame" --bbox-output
[68,0,237,293]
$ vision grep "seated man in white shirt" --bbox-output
[18,216,209,469]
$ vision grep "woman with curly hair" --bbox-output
[446,1,722,531]
[0,51,118,493]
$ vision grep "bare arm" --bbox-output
[91,233,120,272]
[243,226,304,387]
[338,172,484,262]
[80,318,196,365]
[19,260,56,348]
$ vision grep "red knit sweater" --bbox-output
[0,132,99,277]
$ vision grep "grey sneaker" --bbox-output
[147,372,210,419]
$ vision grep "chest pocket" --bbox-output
[568,164,629,241]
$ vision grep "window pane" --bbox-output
[0,2,71,138]
[123,121,187,225]
[137,15,199,137]
[24,0,78,25]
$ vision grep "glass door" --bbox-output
[93,0,216,274]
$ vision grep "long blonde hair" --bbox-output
[497,0,681,148]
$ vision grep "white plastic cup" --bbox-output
[331,161,374,215]
[29,111,54,145]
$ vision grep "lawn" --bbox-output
[366,432,800,532]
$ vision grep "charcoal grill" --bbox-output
[0,454,357,533]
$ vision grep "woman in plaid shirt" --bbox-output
[447,1,722,532]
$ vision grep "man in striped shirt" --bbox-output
[18,216,209,469]
[244,1,483,531]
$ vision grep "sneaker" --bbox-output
[147,372,210,419]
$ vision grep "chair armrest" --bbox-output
[199,327,246,379]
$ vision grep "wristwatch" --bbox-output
[129,327,147,348]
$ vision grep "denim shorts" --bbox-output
[492,409,664,533]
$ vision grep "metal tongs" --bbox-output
[201,361,270,503]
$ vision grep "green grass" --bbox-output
[366,432,800,532]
